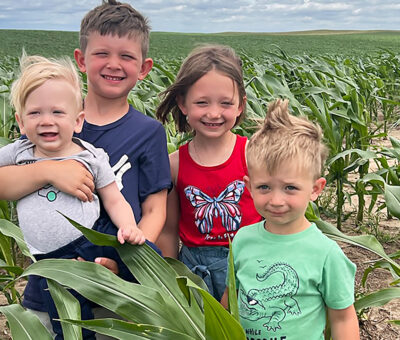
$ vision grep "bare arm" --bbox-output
[92,187,168,270]
[97,182,145,245]
[0,160,94,201]
[220,287,229,309]
[138,189,168,243]
[328,305,360,340]
[155,151,180,258]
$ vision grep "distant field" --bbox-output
[0,29,399,61]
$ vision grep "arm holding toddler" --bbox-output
[0,160,94,201]
[328,305,360,340]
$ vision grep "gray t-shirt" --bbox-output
[0,138,115,254]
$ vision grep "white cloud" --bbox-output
[0,0,398,33]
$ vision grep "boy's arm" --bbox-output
[138,189,168,243]
[328,305,360,340]
[0,160,94,201]
[155,185,180,258]
[97,182,145,245]
[220,287,229,309]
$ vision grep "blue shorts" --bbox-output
[179,245,229,302]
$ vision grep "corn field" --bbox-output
[0,48,400,339]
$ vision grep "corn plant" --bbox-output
[0,216,245,340]
[0,211,399,339]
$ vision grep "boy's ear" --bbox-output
[310,177,326,201]
[243,175,253,195]
[138,58,153,81]
[74,111,85,134]
[15,113,26,135]
[74,49,86,73]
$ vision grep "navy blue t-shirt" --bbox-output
[76,105,172,221]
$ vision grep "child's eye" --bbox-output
[258,185,270,191]
[195,101,208,106]
[122,54,135,60]
[222,101,233,106]
[94,52,107,56]
[286,185,297,191]
[53,110,65,115]
[27,111,39,116]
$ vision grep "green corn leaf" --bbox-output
[20,259,174,328]
[47,279,83,340]
[116,241,205,338]
[184,277,246,340]
[311,218,400,275]
[61,318,197,340]
[61,215,206,338]
[227,239,239,321]
[388,320,400,326]
[0,218,34,261]
[354,287,400,312]
[384,184,400,219]
[326,149,376,167]
[0,304,53,340]
[58,212,118,247]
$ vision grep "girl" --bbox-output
[156,45,262,301]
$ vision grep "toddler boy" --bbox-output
[222,99,359,339]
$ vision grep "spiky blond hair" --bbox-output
[246,99,328,179]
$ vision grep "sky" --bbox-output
[0,0,398,33]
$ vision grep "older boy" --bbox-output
[221,99,359,339]
[0,0,171,338]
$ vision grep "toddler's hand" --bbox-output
[117,225,146,245]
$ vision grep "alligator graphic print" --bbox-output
[240,262,301,332]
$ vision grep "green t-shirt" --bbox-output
[231,221,356,340]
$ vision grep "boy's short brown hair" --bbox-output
[247,99,328,179]
[79,0,150,60]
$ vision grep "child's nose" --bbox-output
[106,55,121,70]
[207,104,222,118]
[269,191,284,205]
[39,113,54,125]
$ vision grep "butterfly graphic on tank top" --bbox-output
[184,180,244,234]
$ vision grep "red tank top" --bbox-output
[176,135,261,247]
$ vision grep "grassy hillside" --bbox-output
[1,29,399,61]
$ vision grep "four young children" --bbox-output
[0,0,360,339]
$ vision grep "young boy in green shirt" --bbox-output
[222,99,359,339]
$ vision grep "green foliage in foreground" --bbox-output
[0,213,399,339]
[0,217,244,339]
